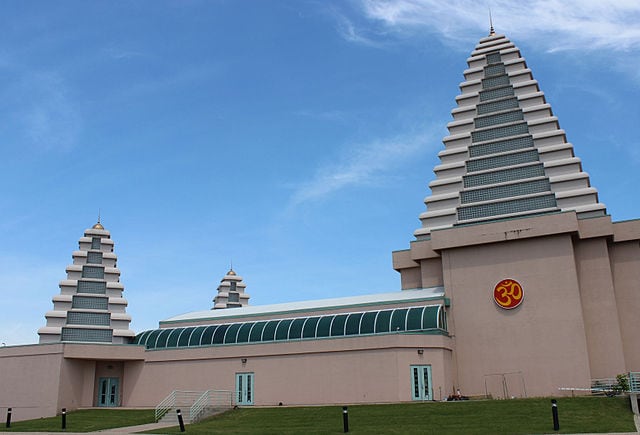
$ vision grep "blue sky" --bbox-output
[1,0,639,345]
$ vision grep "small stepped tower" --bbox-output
[37,221,135,344]
[213,269,250,309]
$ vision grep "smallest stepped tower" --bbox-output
[212,269,250,309]
[37,221,135,344]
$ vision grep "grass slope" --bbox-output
[0,409,154,433]
[147,397,636,435]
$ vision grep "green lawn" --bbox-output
[0,397,634,434]
[147,397,636,435]
[0,408,154,433]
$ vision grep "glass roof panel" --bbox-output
[262,320,279,341]
[330,314,348,336]
[302,317,320,338]
[166,328,185,347]
[375,310,392,333]
[187,326,207,346]
[236,322,253,343]
[390,309,408,332]
[223,323,242,344]
[316,316,333,338]
[275,319,293,340]
[212,325,228,345]
[288,318,305,339]
[345,313,363,335]
[134,304,444,349]
[249,321,267,342]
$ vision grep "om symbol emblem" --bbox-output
[493,279,524,309]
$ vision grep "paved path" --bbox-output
[2,421,175,435]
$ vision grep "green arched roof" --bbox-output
[134,304,446,350]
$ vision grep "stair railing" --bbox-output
[155,390,177,422]
[189,390,210,423]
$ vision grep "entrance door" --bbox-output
[410,365,432,401]
[235,372,254,405]
[97,377,120,407]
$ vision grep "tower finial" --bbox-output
[489,9,495,36]
[92,209,104,229]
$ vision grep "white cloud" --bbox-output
[351,0,640,52]
[288,128,438,207]
[3,70,81,152]
[104,46,146,60]
[108,63,223,102]
[334,11,388,48]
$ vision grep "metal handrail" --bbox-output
[190,390,210,422]
[155,390,234,424]
[155,390,176,422]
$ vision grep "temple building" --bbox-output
[0,31,639,422]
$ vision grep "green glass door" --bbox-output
[410,365,432,401]
[97,377,120,407]
[235,372,254,405]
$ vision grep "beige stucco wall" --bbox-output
[124,334,452,406]
[573,237,626,377]
[0,344,64,421]
[395,212,640,396]
[0,343,147,421]
[440,233,593,397]
[610,239,640,370]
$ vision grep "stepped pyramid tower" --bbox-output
[393,31,640,397]
[38,221,134,344]
[213,268,250,309]
[416,32,606,238]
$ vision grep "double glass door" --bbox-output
[411,365,432,401]
[235,372,254,405]
[97,377,120,407]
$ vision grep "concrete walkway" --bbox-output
[92,421,175,434]
[2,420,176,435]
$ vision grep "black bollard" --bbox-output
[61,408,67,430]
[176,408,185,432]
[551,399,559,431]
[5,407,11,428]
[342,406,349,433]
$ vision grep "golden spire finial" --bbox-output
[489,9,496,36]
[92,209,104,229]
[228,259,236,276]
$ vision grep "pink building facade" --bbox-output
[1,32,639,422]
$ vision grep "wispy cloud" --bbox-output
[104,46,147,60]
[293,108,361,124]
[288,127,439,207]
[18,72,81,151]
[334,11,387,48]
[107,62,223,102]
[0,66,81,152]
[348,0,640,53]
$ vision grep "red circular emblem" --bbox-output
[493,279,524,309]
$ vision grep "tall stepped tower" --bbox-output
[415,32,606,238]
[213,268,250,309]
[393,30,640,396]
[38,221,135,344]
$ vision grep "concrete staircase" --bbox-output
[156,390,233,425]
